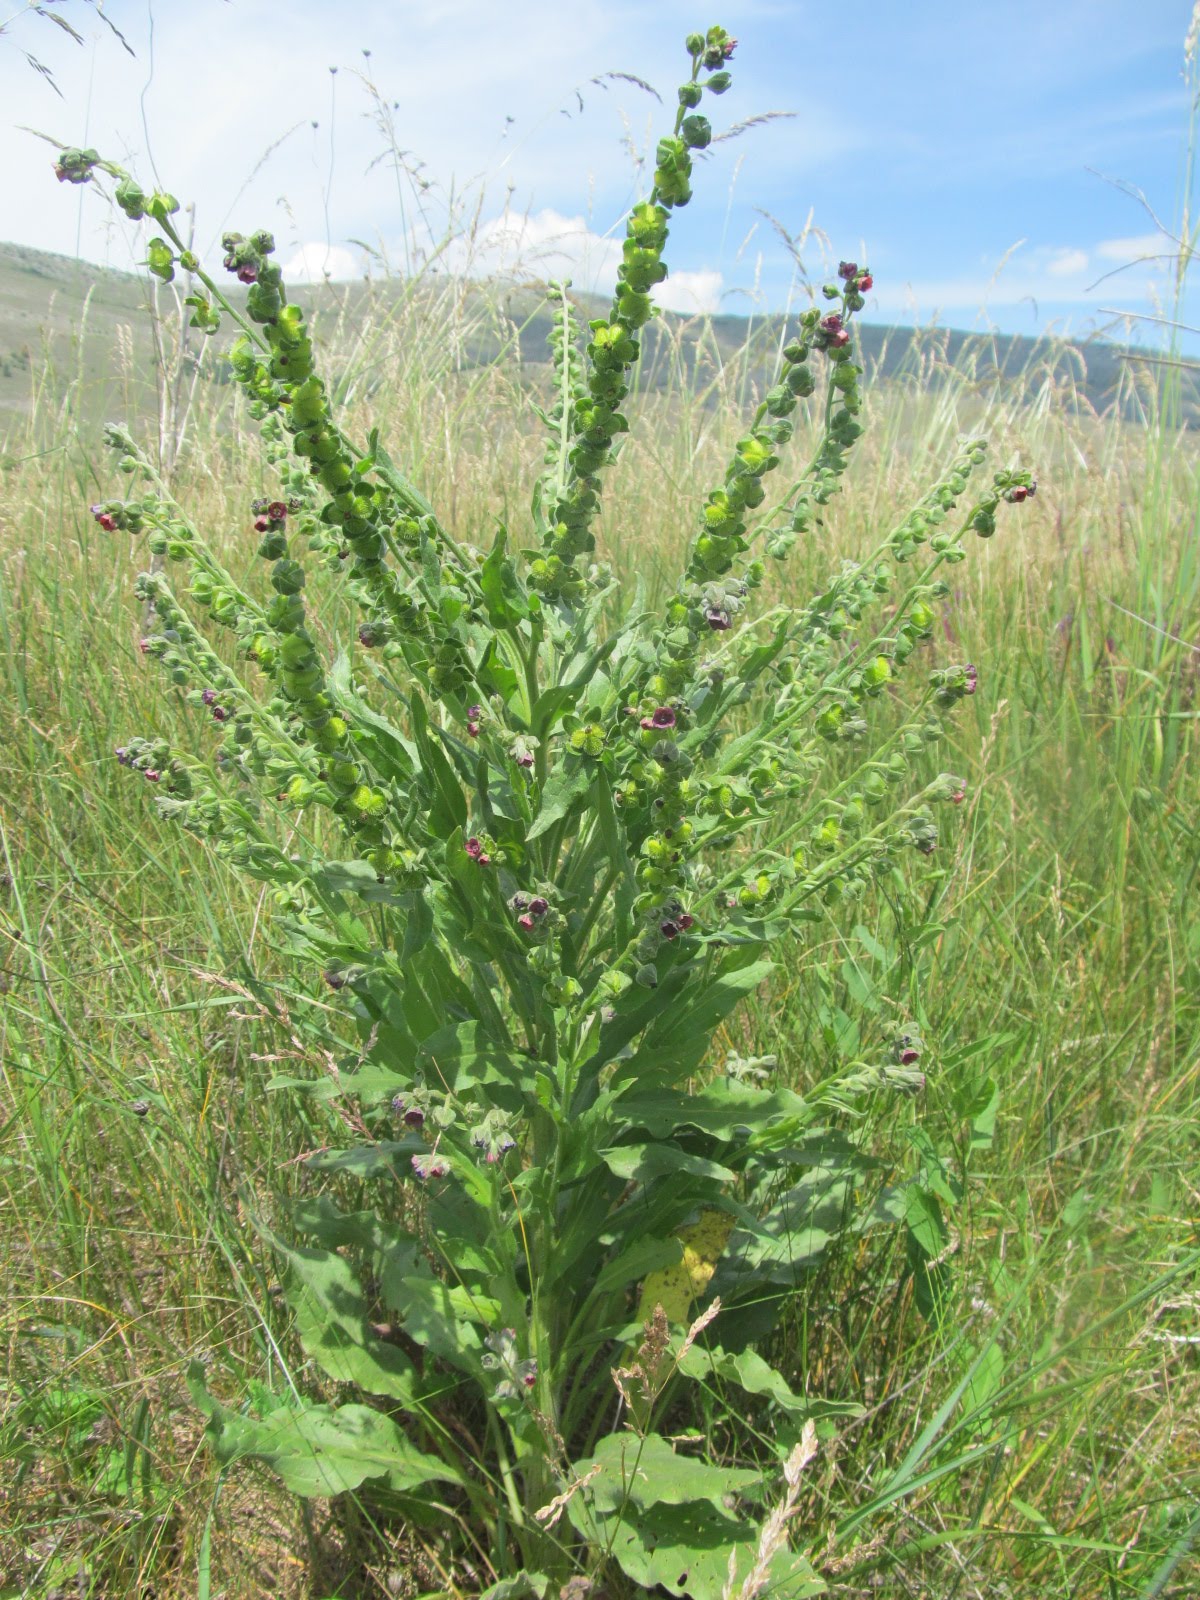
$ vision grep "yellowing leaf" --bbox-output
[637,1208,735,1323]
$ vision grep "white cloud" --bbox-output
[444,207,622,290]
[283,243,362,284]
[1093,232,1173,265]
[1046,248,1089,277]
[654,268,723,314]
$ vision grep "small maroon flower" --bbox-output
[679,913,695,931]
[138,638,153,654]
[916,837,936,856]
[820,313,844,336]
[237,262,258,285]
[97,512,117,532]
[211,706,229,722]
[964,664,978,696]
[899,1046,920,1065]
[857,273,873,292]
[412,1154,449,1181]
[510,894,530,912]
[706,606,731,632]
[403,1106,425,1130]
[145,769,160,783]
[640,716,655,731]
[650,706,676,729]
[516,751,534,769]
[325,968,348,990]
[518,913,535,931]
[528,897,549,917]
[465,837,489,866]
[1008,485,1028,503]
[838,260,859,280]
[201,688,217,706]
[267,501,288,521]
[115,746,129,765]
[358,623,381,648]
[467,721,480,738]
[660,919,680,940]
[830,328,851,348]
[467,704,483,720]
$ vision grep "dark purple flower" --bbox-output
[467,721,480,738]
[837,260,858,280]
[899,1046,920,1066]
[201,688,217,706]
[253,515,270,533]
[237,262,258,285]
[267,501,288,522]
[211,706,229,722]
[516,751,534,768]
[964,663,978,696]
[679,913,695,931]
[706,606,731,632]
[97,512,117,532]
[857,273,873,292]
[651,706,677,729]
[660,920,680,940]
[145,769,160,783]
[467,704,483,720]
[325,969,347,990]
[403,1107,425,1130]
[528,897,549,917]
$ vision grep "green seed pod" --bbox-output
[146,237,175,283]
[271,558,305,595]
[146,191,180,221]
[115,176,146,220]
[681,114,712,150]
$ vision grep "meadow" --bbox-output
[0,230,1198,1600]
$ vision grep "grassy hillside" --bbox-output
[1,251,1198,1597]
[1,239,1191,452]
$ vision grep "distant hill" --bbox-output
[0,240,1189,448]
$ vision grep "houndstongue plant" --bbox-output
[65,25,1032,1597]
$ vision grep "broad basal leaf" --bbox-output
[188,1366,454,1499]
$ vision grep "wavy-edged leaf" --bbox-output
[187,1366,454,1498]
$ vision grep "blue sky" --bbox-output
[2,0,1197,346]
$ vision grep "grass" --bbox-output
[0,251,1198,1599]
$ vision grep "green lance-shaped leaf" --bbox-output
[187,1365,456,1498]
[271,1234,420,1401]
